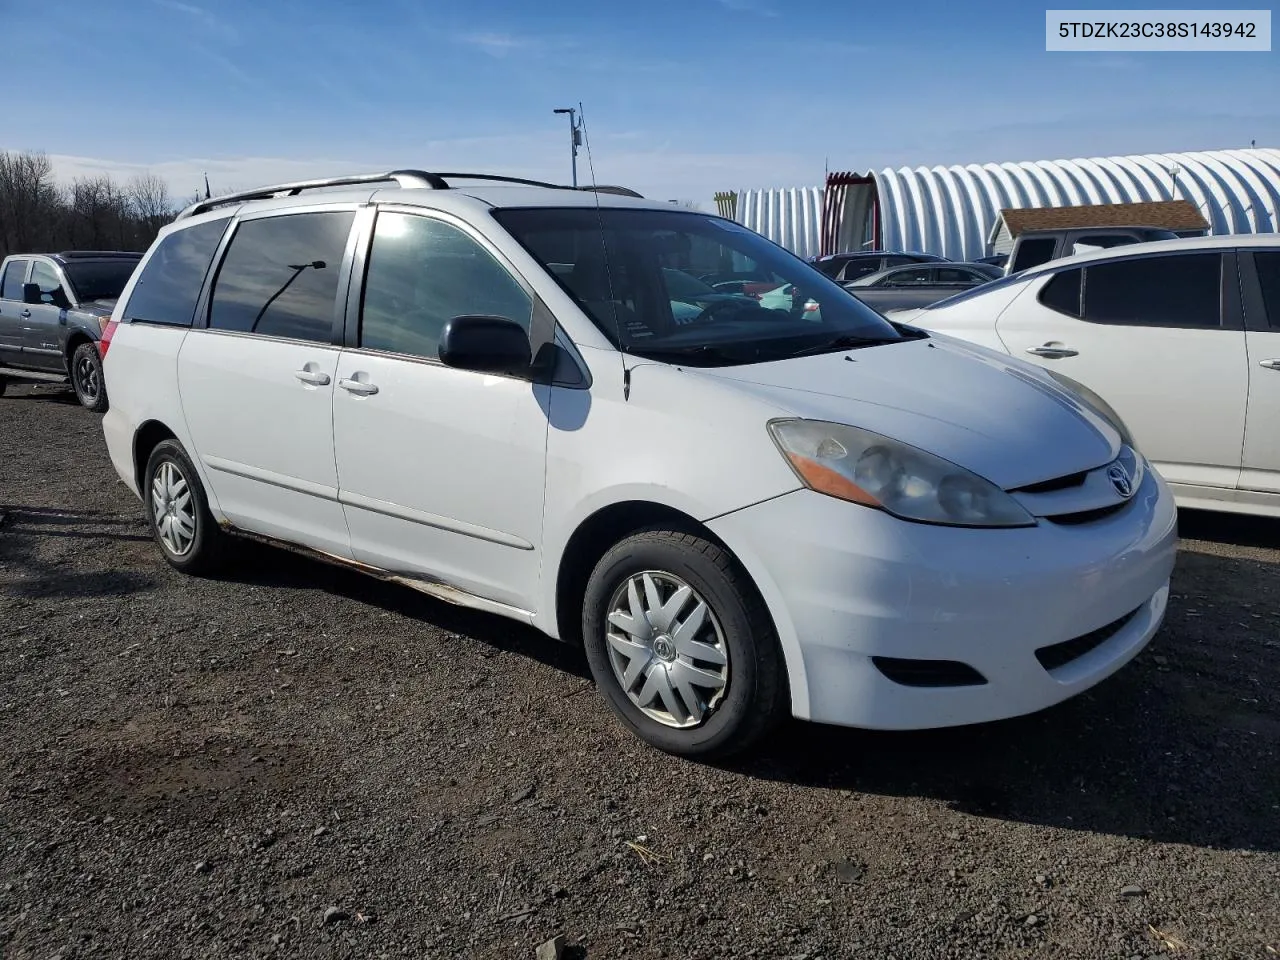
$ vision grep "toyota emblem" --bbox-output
[1107,462,1133,498]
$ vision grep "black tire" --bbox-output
[582,529,788,759]
[143,439,227,576]
[0,375,7,397]
[70,341,108,412]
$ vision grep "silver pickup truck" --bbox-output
[0,251,141,411]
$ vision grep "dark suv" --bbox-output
[0,251,141,411]
[811,250,949,284]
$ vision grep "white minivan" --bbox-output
[101,171,1178,758]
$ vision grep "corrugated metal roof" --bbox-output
[1000,199,1209,235]
[735,186,824,259]
[729,147,1280,261]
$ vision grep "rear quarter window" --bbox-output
[1037,268,1082,317]
[123,217,231,326]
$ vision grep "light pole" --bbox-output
[553,107,582,187]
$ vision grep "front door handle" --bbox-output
[19,309,31,319]
[295,369,331,385]
[338,377,379,396]
[1026,343,1078,359]
[1260,359,1280,371]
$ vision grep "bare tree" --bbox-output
[0,152,176,256]
[0,151,59,258]
[128,173,173,231]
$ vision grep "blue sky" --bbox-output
[4,0,1277,206]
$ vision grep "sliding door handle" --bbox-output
[338,377,379,396]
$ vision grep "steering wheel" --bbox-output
[693,299,745,323]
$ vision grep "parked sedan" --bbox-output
[898,235,1280,518]
[811,250,950,284]
[844,262,1002,314]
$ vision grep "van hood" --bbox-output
[688,335,1120,490]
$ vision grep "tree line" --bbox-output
[0,150,192,260]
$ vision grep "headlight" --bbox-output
[768,419,1035,528]
[1042,370,1136,449]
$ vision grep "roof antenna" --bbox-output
[579,102,634,401]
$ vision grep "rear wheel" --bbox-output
[143,439,227,575]
[71,342,108,412]
[0,376,7,397]
[582,529,787,759]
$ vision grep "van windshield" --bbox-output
[494,207,910,366]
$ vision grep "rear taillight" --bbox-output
[98,319,119,359]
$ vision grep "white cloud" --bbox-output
[713,0,779,17]
[33,138,821,210]
[453,31,578,58]
[150,0,237,39]
[455,32,529,57]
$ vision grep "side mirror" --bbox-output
[438,315,532,375]
[22,283,42,305]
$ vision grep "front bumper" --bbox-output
[706,465,1177,730]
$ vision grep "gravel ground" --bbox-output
[2,382,1278,960]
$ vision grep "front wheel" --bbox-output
[144,439,227,575]
[71,342,108,412]
[582,529,787,759]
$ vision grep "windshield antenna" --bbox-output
[579,102,633,400]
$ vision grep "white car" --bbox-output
[99,170,1177,758]
[896,236,1280,518]
[756,282,821,318]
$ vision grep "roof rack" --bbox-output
[174,170,449,220]
[173,169,645,221]
[435,173,644,198]
[578,185,644,198]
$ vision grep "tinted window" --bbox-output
[936,268,978,283]
[64,260,139,301]
[1,259,28,300]
[886,267,932,285]
[1038,268,1082,317]
[360,213,532,360]
[1011,238,1056,272]
[839,261,880,282]
[209,212,354,342]
[1254,251,1280,329]
[814,258,845,278]
[1074,234,1136,249]
[495,207,904,366]
[30,262,67,305]
[1083,254,1220,328]
[125,218,231,326]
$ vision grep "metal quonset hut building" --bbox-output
[725,147,1280,261]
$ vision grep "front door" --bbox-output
[177,208,358,559]
[332,208,550,612]
[997,250,1248,491]
[21,260,72,371]
[0,258,30,363]
[1240,249,1280,495]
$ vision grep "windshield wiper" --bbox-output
[785,334,902,359]
[631,344,743,365]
